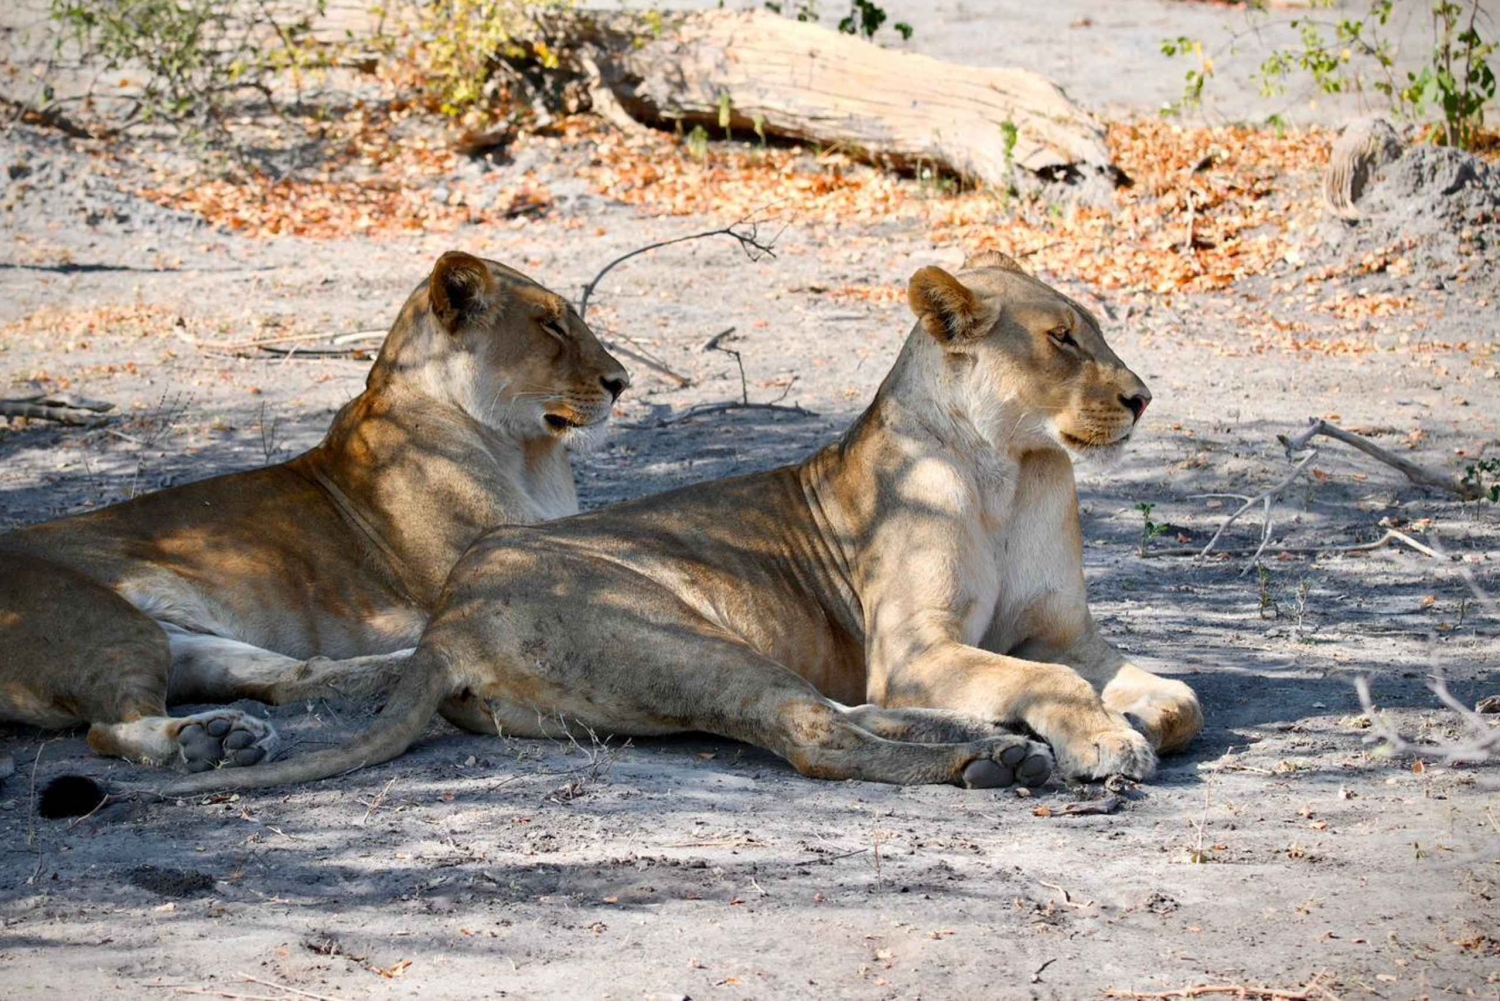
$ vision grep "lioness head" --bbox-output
[906,251,1150,462]
[373,251,630,446]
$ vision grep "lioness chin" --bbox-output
[1,251,627,776]
[76,250,1206,804]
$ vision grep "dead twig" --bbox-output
[1197,449,1317,572]
[576,216,781,321]
[1037,880,1094,909]
[180,330,343,353]
[233,972,342,1001]
[1286,418,1483,500]
[601,340,692,388]
[702,327,749,405]
[1143,528,1455,562]
[357,777,397,826]
[1155,418,1483,574]
[1355,673,1500,765]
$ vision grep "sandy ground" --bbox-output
[3,2,1500,999]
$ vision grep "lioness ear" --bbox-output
[908,266,994,343]
[962,249,1027,274]
[429,251,498,333]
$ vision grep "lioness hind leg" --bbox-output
[446,547,1052,789]
[87,708,281,771]
[0,552,171,729]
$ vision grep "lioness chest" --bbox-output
[973,452,1087,656]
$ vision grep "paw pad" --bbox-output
[961,740,1053,790]
[177,712,277,772]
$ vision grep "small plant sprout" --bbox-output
[717,93,734,140]
[1257,565,1279,621]
[686,123,710,160]
[1136,501,1171,556]
[1461,457,1500,502]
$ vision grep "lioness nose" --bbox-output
[601,375,627,402]
[1121,390,1150,423]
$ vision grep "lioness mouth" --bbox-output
[1061,430,1129,450]
[544,413,584,431]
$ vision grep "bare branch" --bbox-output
[1142,528,1455,562]
[1,391,115,427]
[1145,417,1488,571]
[1278,418,1483,500]
[576,216,781,320]
[1355,674,1500,765]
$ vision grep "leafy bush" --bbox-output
[1163,1,1495,150]
[404,0,573,117]
[764,1,913,42]
[47,0,331,132]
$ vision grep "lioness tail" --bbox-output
[156,647,454,798]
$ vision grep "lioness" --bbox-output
[1,251,628,772]
[110,251,1205,800]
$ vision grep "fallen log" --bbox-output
[234,5,1119,193]
[576,10,1117,196]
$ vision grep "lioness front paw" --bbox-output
[959,736,1054,790]
[174,710,280,773]
[1051,724,1156,783]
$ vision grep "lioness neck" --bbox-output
[798,333,1027,583]
[294,380,576,606]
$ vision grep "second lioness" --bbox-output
[151,251,1202,796]
[0,252,627,770]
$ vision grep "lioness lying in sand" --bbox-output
[94,250,1205,801]
[0,251,627,772]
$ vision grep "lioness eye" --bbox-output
[542,317,568,338]
[1049,327,1079,351]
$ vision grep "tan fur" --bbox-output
[151,257,1201,800]
[0,252,627,771]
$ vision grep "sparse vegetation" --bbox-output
[45,0,333,135]
[764,0,913,42]
[1163,1,1496,150]
[1136,501,1171,556]
[1461,456,1500,502]
[396,0,574,118]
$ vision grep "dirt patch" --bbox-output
[126,865,217,899]
[1316,144,1500,292]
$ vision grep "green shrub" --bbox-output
[47,0,331,132]
[1162,1,1495,150]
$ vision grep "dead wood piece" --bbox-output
[576,217,779,321]
[0,391,116,426]
[624,401,818,430]
[1104,984,1336,1000]
[1143,528,1455,563]
[1058,795,1123,817]
[582,10,1116,193]
[1279,418,1483,501]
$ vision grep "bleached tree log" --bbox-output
[580,10,1118,194]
